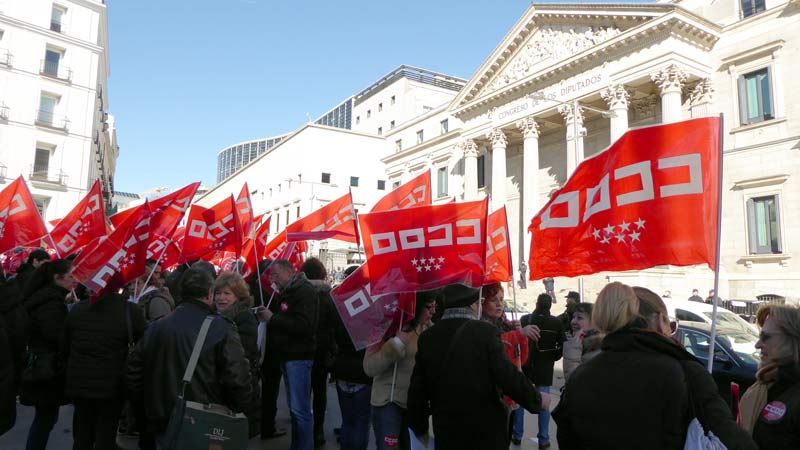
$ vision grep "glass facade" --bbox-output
[315,99,353,130]
[216,135,287,183]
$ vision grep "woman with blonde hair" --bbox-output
[739,304,800,448]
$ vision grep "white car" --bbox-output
[663,299,758,337]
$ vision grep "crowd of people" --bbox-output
[0,249,799,450]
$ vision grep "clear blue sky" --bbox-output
[107,0,654,194]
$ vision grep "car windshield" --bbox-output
[703,311,758,338]
[716,328,760,366]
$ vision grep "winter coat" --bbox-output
[0,279,28,387]
[126,298,255,432]
[137,287,174,322]
[219,296,260,399]
[20,284,69,407]
[267,273,319,361]
[521,309,565,386]
[752,365,800,450]
[553,327,756,450]
[407,317,542,450]
[64,294,146,399]
[0,315,15,435]
[333,311,371,385]
[309,279,337,368]
[364,332,420,408]
[562,333,582,382]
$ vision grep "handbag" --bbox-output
[682,364,728,450]
[161,316,249,450]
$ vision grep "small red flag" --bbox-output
[371,171,431,212]
[236,183,255,241]
[0,177,48,254]
[485,207,513,283]
[50,180,109,257]
[528,117,721,280]
[181,196,242,261]
[242,216,272,277]
[110,182,199,235]
[286,192,358,243]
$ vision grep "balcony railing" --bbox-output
[30,169,68,185]
[0,49,12,67]
[40,59,72,82]
[0,164,7,180]
[35,110,70,131]
[0,104,8,120]
[50,20,63,33]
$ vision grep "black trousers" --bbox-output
[311,357,329,437]
[260,351,282,435]
[72,397,124,450]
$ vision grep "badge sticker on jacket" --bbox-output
[761,401,787,423]
[280,302,288,313]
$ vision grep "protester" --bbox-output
[214,271,262,438]
[557,290,580,330]
[0,267,29,401]
[258,259,319,450]
[0,312,16,437]
[258,263,288,441]
[519,293,565,449]
[20,259,75,450]
[561,303,596,382]
[130,260,174,322]
[300,257,338,449]
[63,291,146,450]
[740,304,800,448]
[10,249,51,292]
[688,289,704,303]
[126,267,254,445]
[408,283,546,450]
[705,289,716,304]
[553,282,756,450]
[364,290,438,450]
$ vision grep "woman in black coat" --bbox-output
[20,259,76,450]
[214,271,261,438]
[63,292,146,450]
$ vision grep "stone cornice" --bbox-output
[0,14,104,53]
[381,129,463,165]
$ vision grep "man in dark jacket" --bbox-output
[10,249,51,292]
[259,259,319,450]
[520,293,565,449]
[407,284,546,450]
[126,267,254,440]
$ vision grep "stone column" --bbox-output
[651,64,688,124]
[689,78,714,118]
[486,128,507,211]
[516,116,540,266]
[601,84,630,142]
[461,139,479,201]
[772,48,785,118]
[558,103,585,177]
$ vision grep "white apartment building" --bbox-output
[0,0,117,221]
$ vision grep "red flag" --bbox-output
[286,192,358,243]
[72,202,152,301]
[371,171,431,212]
[485,207,513,283]
[0,177,48,254]
[50,180,109,257]
[528,117,721,280]
[330,265,416,350]
[110,182,199,235]
[181,196,242,261]
[258,235,307,288]
[146,232,182,269]
[242,216,272,277]
[359,199,488,295]
[236,183,255,241]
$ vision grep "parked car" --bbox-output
[664,299,758,337]
[675,321,760,406]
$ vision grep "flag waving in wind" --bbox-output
[50,180,109,257]
[181,196,242,261]
[110,182,199,234]
[485,207,513,283]
[371,170,431,212]
[242,216,272,277]
[236,183,255,242]
[286,192,358,243]
[0,177,48,254]
[528,117,721,280]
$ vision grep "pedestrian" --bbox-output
[519,293,565,449]
[557,291,580,330]
[300,257,338,449]
[688,289,704,303]
[258,261,288,441]
[9,249,51,292]
[63,291,146,450]
[407,283,547,450]
[740,304,800,449]
[364,290,439,450]
[214,271,262,438]
[130,260,174,322]
[126,267,254,447]
[19,259,75,450]
[561,303,597,382]
[257,259,319,450]
[705,289,716,304]
[553,282,756,450]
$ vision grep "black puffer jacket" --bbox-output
[553,328,756,450]
[333,310,370,385]
[64,294,146,399]
[267,273,318,361]
[0,315,15,435]
[20,284,69,407]
[753,365,800,450]
[0,279,27,386]
[126,298,255,432]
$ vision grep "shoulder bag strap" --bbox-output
[182,316,214,385]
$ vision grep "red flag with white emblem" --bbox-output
[528,117,721,280]
[110,182,199,234]
[72,202,152,302]
[236,183,255,243]
[485,207,513,283]
[371,171,431,212]
[181,196,242,261]
[242,216,272,277]
[50,180,109,257]
[286,192,358,243]
[359,198,488,295]
[0,177,48,254]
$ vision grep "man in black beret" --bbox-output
[407,284,548,450]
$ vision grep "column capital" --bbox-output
[650,64,688,94]
[516,116,541,138]
[558,103,584,124]
[601,84,630,110]
[689,78,714,105]
[458,139,479,158]
[486,127,507,147]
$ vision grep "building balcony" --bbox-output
[40,60,72,82]
[50,20,65,33]
[0,49,12,68]
[0,104,8,121]
[30,169,68,190]
[0,164,7,183]
[35,110,70,132]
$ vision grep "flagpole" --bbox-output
[135,239,170,303]
[47,233,62,259]
[252,238,265,307]
[707,114,725,373]
[389,308,405,403]
[265,290,276,310]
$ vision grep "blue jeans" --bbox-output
[25,405,59,450]
[512,407,524,441]
[372,403,407,450]
[336,382,371,450]
[284,360,314,450]
[537,386,551,445]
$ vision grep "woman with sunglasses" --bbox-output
[740,305,800,449]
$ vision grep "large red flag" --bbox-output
[485,207,513,283]
[110,182,199,235]
[371,170,431,212]
[236,183,255,242]
[146,231,182,269]
[0,177,48,254]
[359,198,488,295]
[181,196,242,261]
[286,192,358,243]
[330,265,416,350]
[50,180,109,257]
[242,216,272,277]
[528,117,721,280]
[72,202,152,301]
